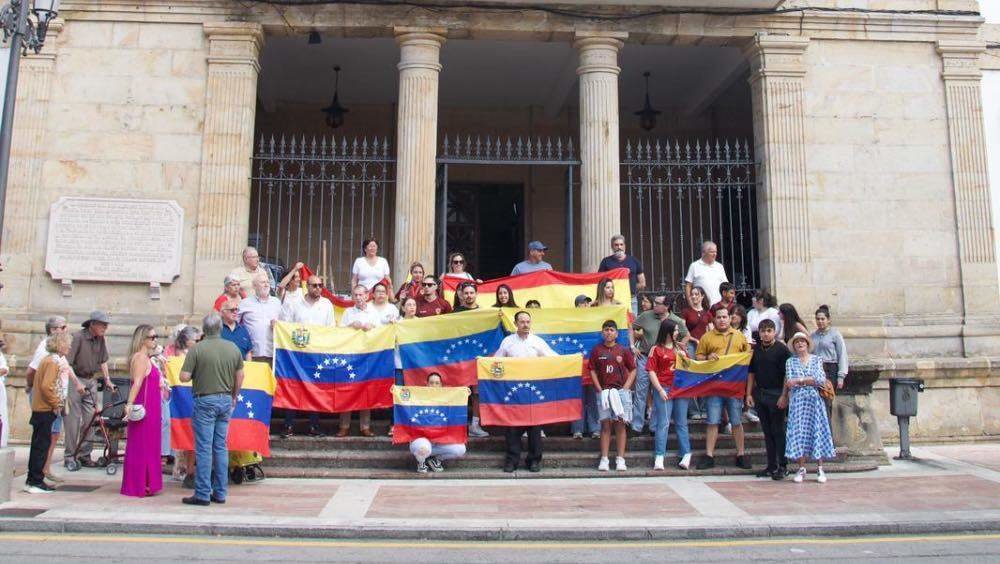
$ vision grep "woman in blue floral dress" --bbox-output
[779,332,836,483]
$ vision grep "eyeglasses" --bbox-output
[452,259,464,264]
[308,283,323,288]
[147,335,159,340]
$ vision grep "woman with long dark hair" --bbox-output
[492,284,518,308]
[778,303,809,344]
[592,277,621,307]
[645,319,691,470]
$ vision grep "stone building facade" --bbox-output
[1,0,999,442]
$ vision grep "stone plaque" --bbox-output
[45,197,183,284]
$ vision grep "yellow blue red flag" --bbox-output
[671,352,752,399]
[396,309,505,387]
[272,321,395,413]
[476,354,583,426]
[165,357,276,456]
[391,385,471,445]
[442,268,631,310]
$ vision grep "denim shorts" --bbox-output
[597,388,633,422]
[706,396,743,426]
[51,414,63,434]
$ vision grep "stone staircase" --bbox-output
[264,420,885,479]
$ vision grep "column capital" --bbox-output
[744,33,810,81]
[937,40,986,81]
[395,27,446,72]
[574,32,626,76]
[204,21,264,71]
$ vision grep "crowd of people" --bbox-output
[5,234,850,501]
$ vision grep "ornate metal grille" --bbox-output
[621,138,759,299]
[249,134,395,285]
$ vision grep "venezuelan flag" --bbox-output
[477,354,583,426]
[165,358,276,456]
[396,309,505,387]
[441,268,631,310]
[671,352,752,399]
[499,305,630,384]
[273,321,395,413]
[391,385,471,445]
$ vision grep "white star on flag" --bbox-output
[236,394,244,402]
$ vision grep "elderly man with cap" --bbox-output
[64,310,117,469]
[511,241,553,276]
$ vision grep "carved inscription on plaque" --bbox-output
[45,197,184,284]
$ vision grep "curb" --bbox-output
[2,517,999,541]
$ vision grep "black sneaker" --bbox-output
[528,460,541,473]
[38,482,57,492]
[210,495,226,504]
[735,455,752,470]
[307,425,325,437]
[755,467,776,478]
[695,455,716,470]
[182,474,195,489]
[426,456,444,473]
[772,467,788,481]
[417,461,429,474]
[182,496,210,506]
[503,460,517,473]
[279,426,294,439]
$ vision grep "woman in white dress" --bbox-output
[351,239,393,294]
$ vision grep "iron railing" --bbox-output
[249,134,395,286]
[621,138,759,299]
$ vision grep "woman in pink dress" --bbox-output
[121,324,163,497]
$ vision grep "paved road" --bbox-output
[1,532,998,563]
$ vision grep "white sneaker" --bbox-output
[615,456,627,471]
[745,410,760,423]
[723,423,732,434]
[22,484,53,494]
[817,468,827,483]
[540,430,546,438]
[678,453,692,470]
[468,423,489,438]
[572,432,583,439]
[793,467,807,483]
[598,457,610,472]
[653,455,665,471]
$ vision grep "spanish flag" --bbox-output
[391,385,471,445]
[477,354,583,427]
[273,321,395,413]
[671,352,752,399]
[441,268,631,310]
[396,309,505,387]
[499,306,630,385]
[165,358,276,456]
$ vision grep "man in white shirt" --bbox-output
[286,275,335,326]
[336,285,379,438]
[339,285,380,331]
[495,310,557,473]
[229,246,275,296]
[280,274,333,439]
[238,278,283,362]
[684,240,729,307]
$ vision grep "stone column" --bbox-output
[937,40,1000,355]
[393,28,445,280]
[575,31,626,273]
[193,22,263,303]
[744,34,813,306]
[0,20,62,310]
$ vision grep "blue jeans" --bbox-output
[571,385,600,435]
[193,394,232,502]
[630,295,639,317]
[630,353,650,432]
[651,390,691,456]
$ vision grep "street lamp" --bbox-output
[0,0,60,250]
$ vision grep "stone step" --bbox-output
[270,432,769,453]
[262,459,879,480]
[265,446,851,470]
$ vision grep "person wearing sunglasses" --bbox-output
[443,252,483,284]
[219,299,253,362]
[415,275,452,317]
[285,275,335,326]
[121,325,164,497]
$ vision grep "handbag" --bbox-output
[819,379,836,401]
[126,367,153,422]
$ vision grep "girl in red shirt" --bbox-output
[646,319,692,470]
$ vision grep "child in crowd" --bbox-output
[589,320,636,472]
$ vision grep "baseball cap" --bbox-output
[574,294,591,306]
[527,240,548,251]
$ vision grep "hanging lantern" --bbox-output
[634,71,661,132]
[321,66,349,129]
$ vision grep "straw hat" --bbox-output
[788,331,812,350]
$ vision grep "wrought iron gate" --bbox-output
[621,138,759,298]
[249,134,395,285]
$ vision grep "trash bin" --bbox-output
[888,377,925,460]
[889,377,925,417]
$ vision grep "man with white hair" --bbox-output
[598,235,646,315]
[229,246,275,296]
[684,240,729,307]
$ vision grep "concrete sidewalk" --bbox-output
[1,443,1000,541]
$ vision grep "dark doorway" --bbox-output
[445,183,523,280]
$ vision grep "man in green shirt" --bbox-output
[630,294,689,432]
[180,313,244,506]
